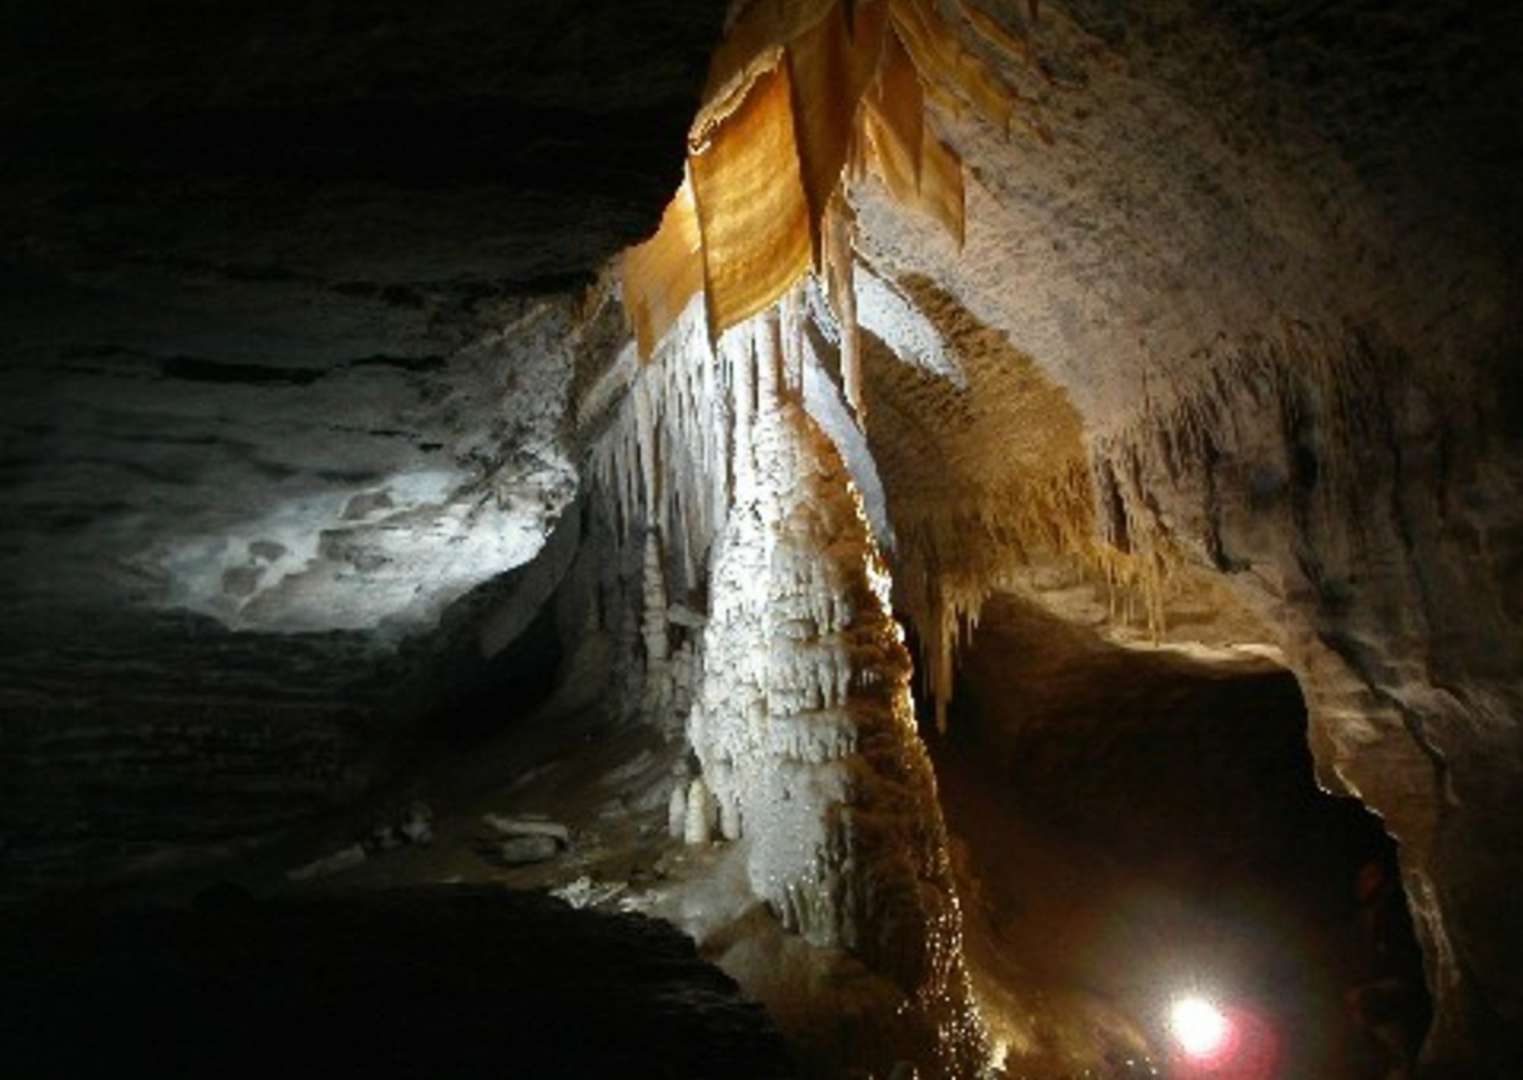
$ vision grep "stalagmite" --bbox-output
[682,299,987,1073]
[668,782,688,840]
[720,793,743,841]
[684,777,715,845]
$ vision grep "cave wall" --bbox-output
[0,612,382,901]
[937,592,1424,1076]
[1091,326,1523,1069]
[832,3,1523,1069]
[0,0,728,899]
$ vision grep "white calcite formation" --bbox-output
[668,782,689,841]
[574,1,1521,1059]
[589,291,987,1074]
[683,777,717,846]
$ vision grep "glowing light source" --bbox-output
[1170,996,1230,1059]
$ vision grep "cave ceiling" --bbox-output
[3,0,1514,645]
[0,0,726,640]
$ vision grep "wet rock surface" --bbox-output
[0,885,798,1079]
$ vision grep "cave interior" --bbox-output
[2,2,1520,1078]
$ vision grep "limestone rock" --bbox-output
[287,844,367,883]
[498,835,561,866]
[399,802,434,846]
[483,815,571,846]
[719,795,743,842]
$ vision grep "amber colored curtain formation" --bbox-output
[623,0,1019,359]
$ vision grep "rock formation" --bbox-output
[3,0,1520,1075]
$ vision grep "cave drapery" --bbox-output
[601,0,1522,1071]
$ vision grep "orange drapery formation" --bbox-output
[689,62,815,340]
[622,177,704,361]
[624,0,1025,358]
[785,1,889,259]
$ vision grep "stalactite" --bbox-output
[755,305,783,407]
[691,61,815,341]
[641,531,669,666]
[785,0,889,259]
[621,175,703,360]
[730,321,757,494]
[634,375,659,517]
[823,193,866,423]
[887,0,1013,135]
[780,282,807,397]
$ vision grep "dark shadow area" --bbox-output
[920,594,1429,1079]
[0,885,797,1079]
[424,594,565,748]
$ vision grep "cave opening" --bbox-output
[916,593,1431,1078]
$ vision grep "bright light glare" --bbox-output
[1170,996,1230,1058]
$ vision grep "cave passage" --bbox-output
[925,594,1430,1079]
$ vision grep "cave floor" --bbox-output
[10,605,1415,1080]
[1,702,805,1078]
[3,883,798,1079]
[929,593,1418,1080]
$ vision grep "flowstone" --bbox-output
[683,309,988,1075]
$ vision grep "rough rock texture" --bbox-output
[938,593,1423,1077]
[689,309,986,1074]
[1090,328,1523,1070]
[1,1,726,893]
[0,610,384,900]
[835,2,1522,1070]
[582,295,986,1074]
[2,0,726,635]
